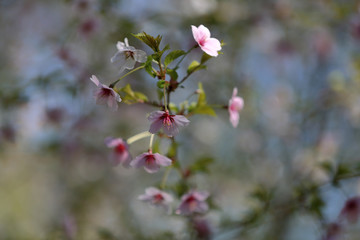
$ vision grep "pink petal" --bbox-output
[90,75,100,86]
[198,25,211,39]
[162,192,174,203]
[95,88,110,105]
[148,111,165,121]
[138,194,151,201]
[232,88,238,97]
[192,25,210,45]
[105,137,122,148]
[231,97,244,111]
[145,187,161,196]
[201,38,221,57]
[113,151,131,166]
[130,153,147,168]
[149,119,164,134]
[154,153,172,167]
[107,94,118,111]
[196,202,209,213]
[193,191,210,201]
[229,111,239,128]
[162,123,179,137]
[173,115,190,127]
[144,161,160,173]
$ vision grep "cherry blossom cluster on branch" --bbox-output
[89,25,244,222]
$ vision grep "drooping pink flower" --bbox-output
[111,38,147,73]
[339,196,360,223]
[105,137,131,167]
[130,150,172,173]
[90,75,121,111]
[228,87,244,128]
[176,190,209,215]
[138,187,173,213]
[191,25,221,57]
[193,217,213,240]
[148,110,190,137]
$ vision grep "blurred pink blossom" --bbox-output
[79,18,97,36]
[192,25,221,57]
[111,38,147,73]
[105,137,131,167]
[138,187,173,213]
[90,75,121,111]
[193,217,213,240]
[176,190,209,215]
[228,87,244,128]
[130,150,172,173]
[339,196,360,223]
[148,110,190,137]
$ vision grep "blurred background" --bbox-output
[1,0,360,239]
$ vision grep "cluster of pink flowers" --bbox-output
[89,25,242,235]
[138,187,210,215]
[105,137,171,173]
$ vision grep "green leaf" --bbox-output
[249,184,273,203]
[319,161,334,176]
[191,105,216,116]
[157,80,167,89]
[200,52,212,64]
[164,50,186,67]
[167,141,178,158]
[189,156,214,173]
[307,191,324,218]
[144,56,156,78]
[172,180,189,198]
[186,83,217,117]
[187,60,204,74]
[132,32,162,52]
[336,164,351,176]
[197,82,206,106]
[166,68,178,81]
[119,84,148,104]
[168,103,179,113]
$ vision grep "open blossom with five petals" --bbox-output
[148,110,190,137]
[111,38,147,73]
[90,75,121,111]
[192,25,221,57]
[130,150,172,173]
[138,187,173,213]
[105,137,131,167]
[228,87,244,128]
[176,190,209,215]
[339,196,360,223]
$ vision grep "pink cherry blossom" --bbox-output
[176,190,209,215]
[339,196,360,223]
[148,110,190,137]
[138,187,173,213]
[90,75,121,111]
[228,87,244,128]
[105,137,131,167]
[111,38,147,73]
[192,25,221,57]
[130,150,172,173]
